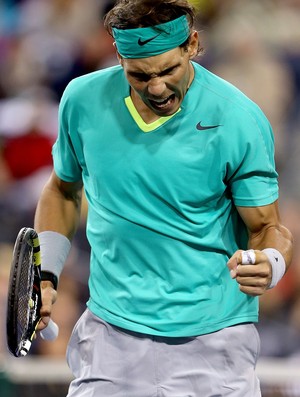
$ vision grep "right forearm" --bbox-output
[34,174,83,240]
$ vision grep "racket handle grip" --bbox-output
[40,319,59,340]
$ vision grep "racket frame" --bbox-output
[7,227,46,357]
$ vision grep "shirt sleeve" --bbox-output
[225,104,279,207]
[52,81,83,182]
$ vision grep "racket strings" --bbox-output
[7,227,44,357]
[17,245,35,344]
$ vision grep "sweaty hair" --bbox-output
[104,0,196,34]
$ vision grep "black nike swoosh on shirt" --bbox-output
[138,34,160,46]
[196,122,221,131]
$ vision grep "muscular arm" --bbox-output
[34,170,83,239]
[227,200,293,296]
[34,170,83,326]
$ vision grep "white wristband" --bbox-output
[262,248,286,289]
[38,231,71,282]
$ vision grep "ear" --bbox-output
[188,30,199,59]
[113,42,123,65]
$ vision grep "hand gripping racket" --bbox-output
[6,227,59,357]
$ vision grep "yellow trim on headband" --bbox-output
[113,15,190,59]
[124,96,181,133]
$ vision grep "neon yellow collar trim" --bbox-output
[124,96,181,133]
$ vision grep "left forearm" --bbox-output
[249,224,293,272]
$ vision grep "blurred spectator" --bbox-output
[206,2,295,170]
[201,0,300,362]
[0,88,57,241]
[0,0,114,99]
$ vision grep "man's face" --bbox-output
[120,33,198,117]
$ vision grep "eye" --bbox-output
[136,75,151,82]
[129,72,150,82]
[160,66,177,77]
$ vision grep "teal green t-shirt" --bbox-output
[53,62,278,336]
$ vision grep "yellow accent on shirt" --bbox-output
[124,96,181,133]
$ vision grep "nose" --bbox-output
[147,77,166,97]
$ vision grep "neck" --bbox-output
[130,90,160,124]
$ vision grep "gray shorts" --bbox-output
[66,309,261,397]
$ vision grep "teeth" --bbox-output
[157,98,168,103]
[157,98,169,103]
[152,96,170,104]
[149,94,174,110]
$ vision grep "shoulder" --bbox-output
[192,63,273,144]
[193,62,269,127]
[62,65,124,101]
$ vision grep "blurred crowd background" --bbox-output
[0,0,300,394]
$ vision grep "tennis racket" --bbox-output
[6,227,59,357]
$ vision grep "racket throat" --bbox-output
[19,339,32,357]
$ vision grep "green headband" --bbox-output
[112,15,190,59]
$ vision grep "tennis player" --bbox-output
[35,0,293,396]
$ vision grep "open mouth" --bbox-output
[149,94,176,110]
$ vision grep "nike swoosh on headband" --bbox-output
[138,34,161,46]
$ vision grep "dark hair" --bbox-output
[104,0,204,56]
[104,0,195,33]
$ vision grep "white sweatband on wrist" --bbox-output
[38,231,71,282]
[262,248,286,289]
